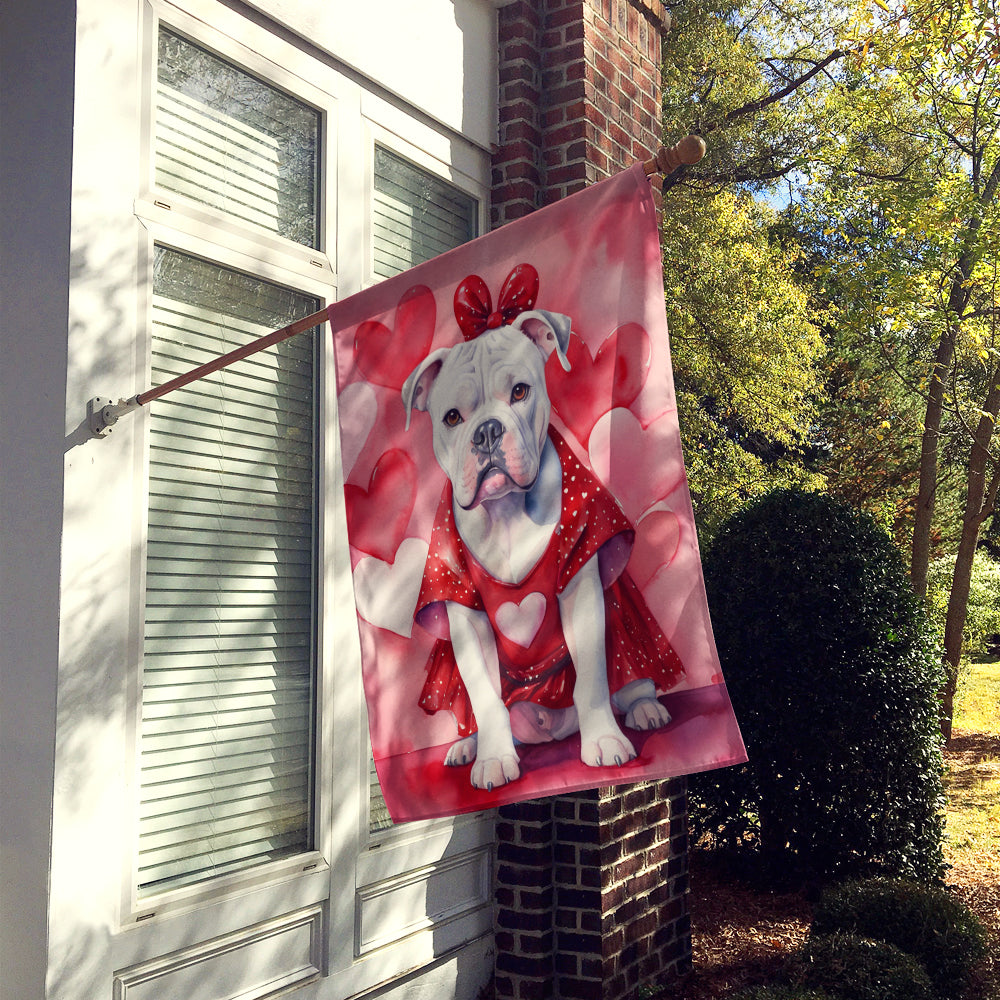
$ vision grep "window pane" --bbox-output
[156,28,320,248]
[139,247,318,895]
[372,146,477,279]
[368,151,478,832]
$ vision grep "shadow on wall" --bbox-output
[44,212,153,998]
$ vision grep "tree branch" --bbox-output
[703,49,847,133]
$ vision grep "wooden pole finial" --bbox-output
[643,135,707,176]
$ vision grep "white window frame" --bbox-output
[124,0,339,929]
[111,0,495,992]
[122,224,337,924]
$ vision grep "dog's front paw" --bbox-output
[624,697,671,731]
[580,729,636,768]
[470,735,520,790]
[444,734,478,767]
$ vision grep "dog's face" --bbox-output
[403,311,571,510]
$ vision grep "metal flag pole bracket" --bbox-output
[88,395,142,438]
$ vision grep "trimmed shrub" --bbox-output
[691,489,946,882]
[793,933,934,1000]
[811,878,988,999]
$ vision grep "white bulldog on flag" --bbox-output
[402,282,683,790]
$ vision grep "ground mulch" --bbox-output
[942,728,1000,1000]
[657,849,814,999]
[659,733,1000,999]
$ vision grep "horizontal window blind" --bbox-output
[372,145,477,280]
[367,148,478,832]
[156,27,320,248]
[139,247,319,895]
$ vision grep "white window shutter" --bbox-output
[372,146,477,278]
[138,28,323,895]
[155,28,320,248]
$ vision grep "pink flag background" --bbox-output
[330,164,746,822]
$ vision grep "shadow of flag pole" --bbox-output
[87,135,706,438]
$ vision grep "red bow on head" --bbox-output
[453,263,539,341]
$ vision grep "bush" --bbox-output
[691,489,946,882]
[792,933,934,1000]
[811,878,988,999]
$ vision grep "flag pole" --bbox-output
[87,307,330,437]
[88,135,705,437]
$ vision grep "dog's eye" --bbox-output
[443,408,463,427]
[510,383,530,403]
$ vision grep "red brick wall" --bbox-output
[492,0,668,226]
[494,783,690,1000]
[490,6,691,998]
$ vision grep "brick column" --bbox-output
[491,3,692,998]
[493,0,668,226]
[494,783,690,1000]
[495,800,556,999]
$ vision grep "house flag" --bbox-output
[329,164,746,822]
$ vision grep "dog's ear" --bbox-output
[512,310,572,371]
[402,349,450,429]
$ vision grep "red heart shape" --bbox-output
[345,448,418,562]
[547,324,651,446]
[605,323,651,409]
[628,508,682,591]
[354,285,436,390]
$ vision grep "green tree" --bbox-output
[801,0,1000,736]
[662,189,825,537]
[784,207,967,549]
[660,1,999,739]
[662,0,853,195]
[927,548,1000,658]
[659,0,845,536]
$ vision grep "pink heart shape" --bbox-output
[337,381,378,478]
[547,324,651,446]
[354,537,429,637]
[588,408,686,523]
[604,323,651,410]
[344,448,418,562]
[628,507,682,591]
[354,285,436,390]
[495,592,547,648]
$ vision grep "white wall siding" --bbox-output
[242,0,498,152]
[0,0,76,994]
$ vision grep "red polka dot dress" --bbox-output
[414,430,685,737]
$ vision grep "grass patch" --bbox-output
[946,659,1000,867]
[944,657,1000,1000]
[955,659,1000,736]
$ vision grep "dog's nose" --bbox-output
[473,418,503,454]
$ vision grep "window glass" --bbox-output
[372,145,477,278]
[156,27,320,248]
[138,246,318,895]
